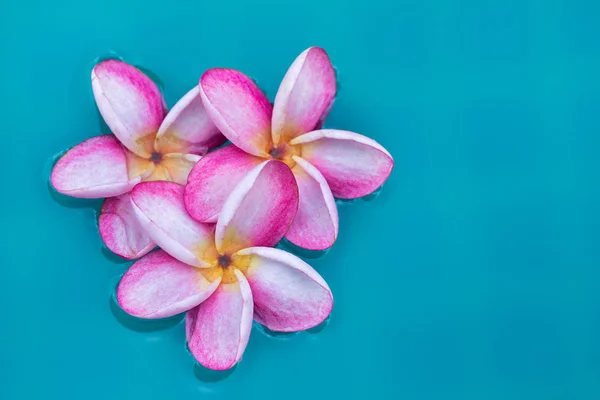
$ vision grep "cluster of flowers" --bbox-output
[51,47,393,370]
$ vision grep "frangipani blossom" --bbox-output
[185,47,394,250]
[51,60,225,259]
[117,160,333,370]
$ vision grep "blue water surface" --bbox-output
[2,0,600,399]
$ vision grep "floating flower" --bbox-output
[184,47,394,250]
[51,60,225,259]
[117,160,333,370]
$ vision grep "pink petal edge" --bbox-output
[215,160,298,254]
[239,246,333,332]
[291,129,394,199]
[186,269,253,370]
[99,193,155,259]
[154,86,226,155]
[199,68,272,157]
[92,60,166,158]
[117,249,221,318]
[285,156,339,250]
[184,145,264,223]
[51,135,141,199]
[131,181,215,267]
[272,47,337,145]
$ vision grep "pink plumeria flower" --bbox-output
[117,160,333,370]
[51,60,225,259]
[184,47,394,251]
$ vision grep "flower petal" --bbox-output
[291,129,394,198]
[199,69,272,157]
[99,193,155,259]
[285,157,338,250]
[117,249,221,318]
[51,135,143,198]
[144,164,170,182]
[184,145,264,223]
[125,149,155,180]
[131,181,217,267]
[186,269,253,370]
[92,60,166,157]
[215,160,298,254]
[239,247,333,332]
[154,86,226,155]
[272,47,337,145]
[158,153,201,185]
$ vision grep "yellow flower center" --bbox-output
[150,151,163,164]
[199,252,252,284]
[268,142,300,168]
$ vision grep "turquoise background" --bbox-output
[1,0,600,398]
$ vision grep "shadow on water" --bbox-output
[109,290,184,332]
[278,239,329,260]
[101,246,132,265]
[333,65,342,94]
[254,318,329,338]
[47,180,103,211]
[193,363,237,383]
[185,342,237,383]
[334,197,357,207]
[335,184,384,207]
[253,321,299,340]
[94,53,124,64]
[361,184,384,202]
[307,316,330,335]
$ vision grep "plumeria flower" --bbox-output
[116,160,333,370]
[51,60,225,259]
[184,47,394,251]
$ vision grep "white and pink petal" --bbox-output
[51,135,143,198]
[184,145,264,223]
[215,160,299,254]
[239,247,333,332]
[291,129,393,199]
[186,270,253,370]
[99,193,155,260]
[285,157,338,250]
[199,68,272,157]
[92,60,166,158]
[131,181,217,267]
[154,86,226,155]
[272,47,337,145]
[117,250,220,319]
